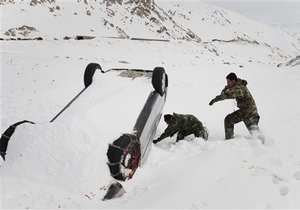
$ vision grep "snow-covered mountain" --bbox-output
[158,1,300,62]
[1,0,200,41]
[1,0,299,67]
[1,0,300,209]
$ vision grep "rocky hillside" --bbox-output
[1,0,299,66]
[0,0,200,41]
[157,1,300,61]
[277,55,300,67]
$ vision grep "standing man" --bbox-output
[153,113,208,144]
[209,73,262,140]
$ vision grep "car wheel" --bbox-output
[152,67,167,96]
[84,63,102,87]
[107,134,141,181]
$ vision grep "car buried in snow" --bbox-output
[0,62,168,200]
[102,64,168,200]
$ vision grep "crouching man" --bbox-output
[153,113,208,144]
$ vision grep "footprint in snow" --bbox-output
[293,171,300,181]
[279,186,290,196]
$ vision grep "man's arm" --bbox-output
[209,86,228,105]
[153,125,177,144]
[209,86,242,105]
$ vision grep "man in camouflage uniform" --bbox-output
[153,113,208,144]
[209,72,260,140]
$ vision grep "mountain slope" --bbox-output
[1,0,299,66]
[1,0,200,41]
[156,1,300,66]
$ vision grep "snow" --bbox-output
[1,1,300,209]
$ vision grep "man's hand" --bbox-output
[153,139,159,144]
[210,96,222,105]
[209,98,216,106]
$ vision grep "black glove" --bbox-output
[153,139,159,144]
[209,98,216,106]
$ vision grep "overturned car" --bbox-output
[104,66,168,200]
[1,62,168,200]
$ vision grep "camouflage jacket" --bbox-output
[157,113,204,141]
[214,78,258,114]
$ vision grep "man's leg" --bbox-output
[244,115,264,142]
[244,115,259,134]
[224,110,243,140]
[176,131,186,142]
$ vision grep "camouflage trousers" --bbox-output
[224,109,260,140]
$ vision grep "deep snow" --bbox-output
[1,0,300,209]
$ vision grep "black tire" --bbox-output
[84,63,102,87]
[152,67,167,96]
[107,134,141,181]
[165,73,169,88]
[0,120,35,155]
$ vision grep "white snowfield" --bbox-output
[1,0,300,209]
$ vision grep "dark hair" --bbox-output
[164,114,172,123]
[226,72,237,81]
